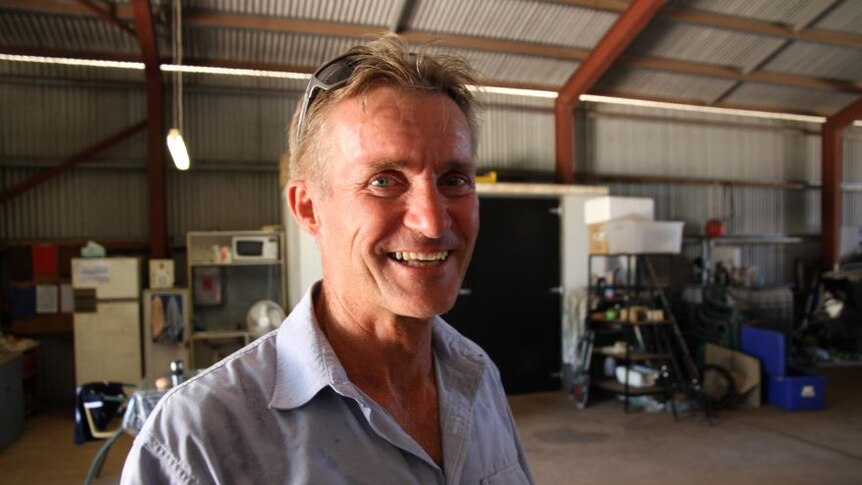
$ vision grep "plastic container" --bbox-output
[585,196,654,225]
[615,365,659,388]
[767,368,826,411]
[605,220,684,254]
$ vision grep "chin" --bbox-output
[390,293,458,319]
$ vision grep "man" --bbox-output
[121,34,533,484]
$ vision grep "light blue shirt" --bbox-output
[121,284,533,484]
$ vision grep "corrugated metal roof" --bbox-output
[410,0,616,49]
[429,45,577,87]
[186,0,401,27]
[186,28,362,67]
[595,67,736,105]
[629,19,785,73]
[671,0,836,31]
[0,12,147,54]
[814,0,862,35]
[762,42,862,83]
[723,82,859,116]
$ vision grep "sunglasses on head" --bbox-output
[295,53,362,138]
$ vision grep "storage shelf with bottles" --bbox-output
[186,231,287,369]
[586,253,679,413]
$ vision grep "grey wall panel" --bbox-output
[167,169,282,239]
[587,106,820,183]
[0,81,146,162]
[845,132,862,184]
[476,105,554,172]
[183,91,296,164]
[606,183,819,236]
[0,167,147,240]
[845,192,862,227]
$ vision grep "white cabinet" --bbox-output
[186,231,287,369]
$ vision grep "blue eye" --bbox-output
[370,176,391,187]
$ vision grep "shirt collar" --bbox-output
[270,282,350,410]
[269,282,488,411]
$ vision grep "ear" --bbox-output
[286,180,320,236]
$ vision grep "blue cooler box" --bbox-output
[767,368,826,411]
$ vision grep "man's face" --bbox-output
[301,86,478,320]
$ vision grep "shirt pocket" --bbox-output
[479,462,531,485]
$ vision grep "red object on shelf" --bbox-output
[705,219,726,238]
[32,243,58,278]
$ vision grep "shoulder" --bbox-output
[155,330,278,426]
[124,333,276,483]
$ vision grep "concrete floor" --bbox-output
[1,366,859,484]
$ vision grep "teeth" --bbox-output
[392,251,449,262]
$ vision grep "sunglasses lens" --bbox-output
[317,57,356,88]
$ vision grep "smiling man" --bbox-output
[121,35,533,484]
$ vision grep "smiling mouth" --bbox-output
[388,251,450,267]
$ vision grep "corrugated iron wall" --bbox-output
[167,168,281,238]
[4,69,862,285]
[587,103,820,183]
[476,93,554,171]
[1,166,149,240]
[1,74,290,242]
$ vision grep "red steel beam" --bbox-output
[131,0,166,258]
[0,121,147,204]
[821,97,862,270]
[555,0,665,183]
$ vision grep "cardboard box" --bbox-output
[585,196,654,225]
[588,223,609,254]
[705,343,761,408]
[767,368,826,411]
[601,219,684,254]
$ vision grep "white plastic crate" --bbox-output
[605,220,684,254]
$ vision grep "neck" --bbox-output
[313,283,444,467]
[314,283,436,393]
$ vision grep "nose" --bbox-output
[403,181,451,239]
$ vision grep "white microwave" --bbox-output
[232,235,279,261]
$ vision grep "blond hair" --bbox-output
[284,34,479,189]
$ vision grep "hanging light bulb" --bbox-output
[166,0,189,170]
[166,128,190,170]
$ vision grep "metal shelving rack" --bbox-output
[186,230,286,369]
[587,253,682,414]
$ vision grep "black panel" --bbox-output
[444,197,561,394]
